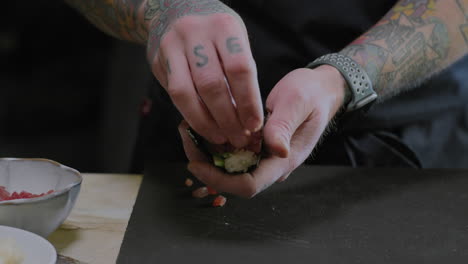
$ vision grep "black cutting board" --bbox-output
[118,164,468,263]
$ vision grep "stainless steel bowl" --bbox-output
[0,158,82,237]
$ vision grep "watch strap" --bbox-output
[307,53,378,112]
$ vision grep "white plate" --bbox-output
[0,225,56,264]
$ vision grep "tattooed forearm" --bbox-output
[65,0,231,46]
[340,0,468,99]
[456,0,468,44]
[145,0,161,21]
[65,0,148,42]
[146,0,232,60]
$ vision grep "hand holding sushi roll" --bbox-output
[186,126,262,174]
[180,66,347,198]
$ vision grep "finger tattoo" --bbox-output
[226,37,243,53]
[194,45,209,67]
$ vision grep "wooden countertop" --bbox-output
[48,173,143,264]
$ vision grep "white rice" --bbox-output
[0,238,23,264]
[224,150,258,173]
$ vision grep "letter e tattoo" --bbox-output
[226,37,243,53]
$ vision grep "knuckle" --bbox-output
[159,32,176,50]
[173,16,202,33]
[196,76,225,98]
[167,85,188,102]
[237,101,258,116]
[228,134,248,149]
[212,13,238,29]
[225,60,252,78]
[191,123,220,144]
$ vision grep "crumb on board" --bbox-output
[186,183,226,207]
[212,195,227,207]
[192,187,209,198]
[184,178,193,187]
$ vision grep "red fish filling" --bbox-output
[0,186,54,201]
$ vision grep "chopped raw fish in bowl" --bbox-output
[0,158,82,237]
[0,186,54,201]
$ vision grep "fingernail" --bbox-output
[192,187,209,198]
[187,162,199,174]
[207,186,218,195]
[277,172,291,183]
[246,116,261,132]
[274,134,289,157]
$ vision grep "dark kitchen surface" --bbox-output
[118,163,468,264]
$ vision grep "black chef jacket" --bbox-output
[136,0,468,169]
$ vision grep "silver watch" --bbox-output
[306,53,378,112]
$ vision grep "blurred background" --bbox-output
[0,1,150,173]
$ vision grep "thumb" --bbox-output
[264,94,310,158]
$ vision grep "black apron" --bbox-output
[134,0,468,170]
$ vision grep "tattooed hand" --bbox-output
[181,66,347,197]
[146,0,263,147]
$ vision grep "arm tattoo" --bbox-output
[194,45,209,67]
[145,0,161,21]
[65,0,231,49]
[146,0,232,60]
[226,37,243,53]
[340,0,467,99]
[456,0,468,44]
[65,0,148,43]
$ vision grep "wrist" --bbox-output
[306,53,377,113]
[314,65,351,115]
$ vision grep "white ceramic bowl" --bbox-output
[0,158,82,237]
[0,225,56,264]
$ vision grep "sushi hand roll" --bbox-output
[186,127,262,173]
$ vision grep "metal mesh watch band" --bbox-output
[306,53,378,112]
